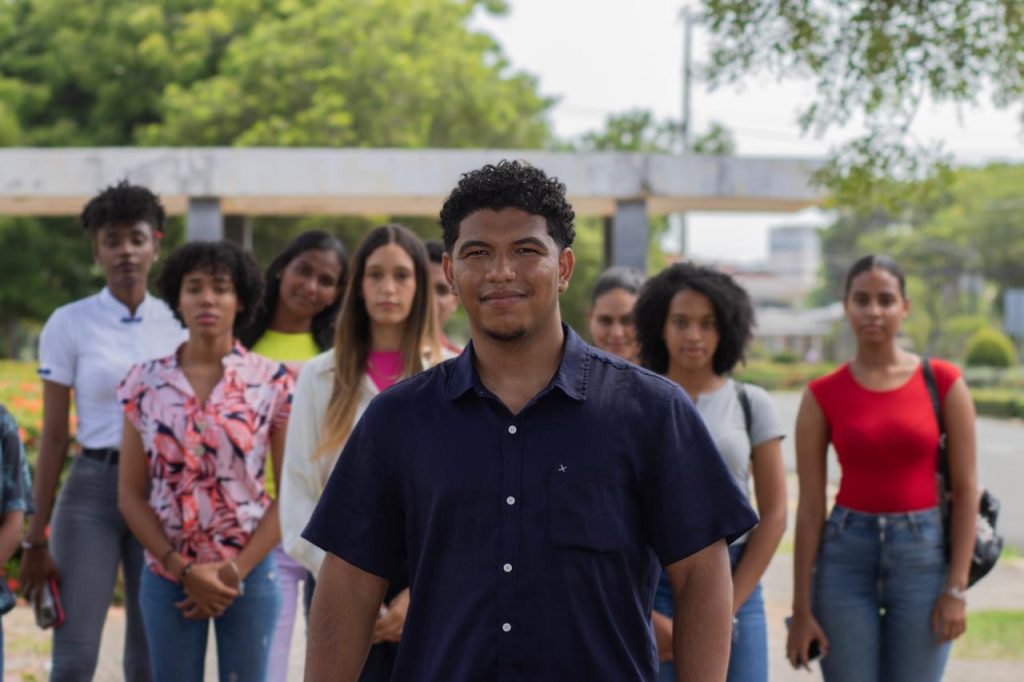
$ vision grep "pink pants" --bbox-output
[267,544,312,682]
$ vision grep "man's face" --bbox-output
[428,260,458,327]
[444,208,573,343]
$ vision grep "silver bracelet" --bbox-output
[944,585,967,602]
[227,560,245,596]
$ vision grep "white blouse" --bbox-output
[38,287,187,449]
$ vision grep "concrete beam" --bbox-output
[0,148,825,217]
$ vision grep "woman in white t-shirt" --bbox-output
[19,182,187,681]
[634,262,787,682]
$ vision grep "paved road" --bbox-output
[771,392,1023,550]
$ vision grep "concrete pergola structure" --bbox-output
[0,148,825,269]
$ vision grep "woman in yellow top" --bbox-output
[239,230,347,682]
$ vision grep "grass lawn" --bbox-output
[953,610,1024,661]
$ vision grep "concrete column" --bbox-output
[224,215,253,250]
[186,197,223,241]
[604,199,649,270]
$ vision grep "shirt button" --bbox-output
[508,425,517,435]
[506,496,515,506]
[502,622,512,633]
[503,563,512,573]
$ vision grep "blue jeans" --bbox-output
[813,505,951,682]
[139,554,281,682]
[654,542,768,682]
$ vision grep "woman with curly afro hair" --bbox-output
[117,240,294,682]
[634,262,786,682]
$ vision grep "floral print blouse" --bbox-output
[118,342,293,579]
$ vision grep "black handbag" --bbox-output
[922,358,1003,587]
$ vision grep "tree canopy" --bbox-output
[701,1,1024,191]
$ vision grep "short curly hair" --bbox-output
[439,160,576,251]
[634,262,755,376]
[80,180,166,234]
[156,241,264,334]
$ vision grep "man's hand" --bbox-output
[372,588,410,643]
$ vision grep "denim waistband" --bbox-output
[829,504,942,530]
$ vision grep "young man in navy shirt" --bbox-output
[304,160,757,681]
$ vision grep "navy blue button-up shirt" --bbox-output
[304,327,757,681]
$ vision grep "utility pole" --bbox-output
[681,7,693,153]
[674,6,695,258]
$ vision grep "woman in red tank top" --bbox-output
[785,255,978,681]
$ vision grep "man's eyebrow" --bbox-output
[513,237,548,249]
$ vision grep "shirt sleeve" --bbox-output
[270,363,294,433]
[930,358,962,401]
[116,363,147,434]
[644,388,759,567]
[280,362,328,575]
[302,401,405,581]
[746,384,786,448]
[37,308,76,387]
[0,408,33,514]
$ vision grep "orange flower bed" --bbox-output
[0,361,77,458]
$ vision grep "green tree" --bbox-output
[140,0,550,148]
[701,1,1024,189]
[0,219,101,356]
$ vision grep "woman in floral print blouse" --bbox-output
[117,241,294,682]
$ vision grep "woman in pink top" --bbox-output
[117,241,294,682]
[786,255,977,681]
[280,223,445,682]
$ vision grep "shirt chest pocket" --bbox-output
[547,462,630,553]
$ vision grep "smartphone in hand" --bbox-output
[33,578,65,629]
[784,616,821,661]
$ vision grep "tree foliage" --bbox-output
[701,1,1024,187]
[815,163,1024,355]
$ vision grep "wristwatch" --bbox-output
[20,539,47,550]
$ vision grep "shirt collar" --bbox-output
[98,286,151,324]
[445,324,589,403]
[158,340,249,395]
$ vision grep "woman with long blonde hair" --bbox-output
[280,224,446,681]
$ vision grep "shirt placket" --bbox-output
[497,416,523,679]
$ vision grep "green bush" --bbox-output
[970,388,1024,419]
[735,361,837,391]
[964,328,1018,368]
[770,351,800,364]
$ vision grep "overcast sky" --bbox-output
[472,0,1024,262]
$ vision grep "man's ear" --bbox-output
[557,247,575,293]
[442,252,459,300]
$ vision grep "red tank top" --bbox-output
[808,358,960,513]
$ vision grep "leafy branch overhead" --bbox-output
[701,1,1024,196]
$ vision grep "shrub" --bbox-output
[770,351,800,364]
[964,328,1018,368]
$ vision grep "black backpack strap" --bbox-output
[921,357,951,484]
[734,380,753,441]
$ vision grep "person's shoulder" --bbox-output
[585,346,682,401]
[925,356,961,380]
[736,380,774,407]
[378,360,452,403]
[807,363,848,393]
[302,349,335,376]
[43,292,101,330]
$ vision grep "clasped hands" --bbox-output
[177,561,242,620]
